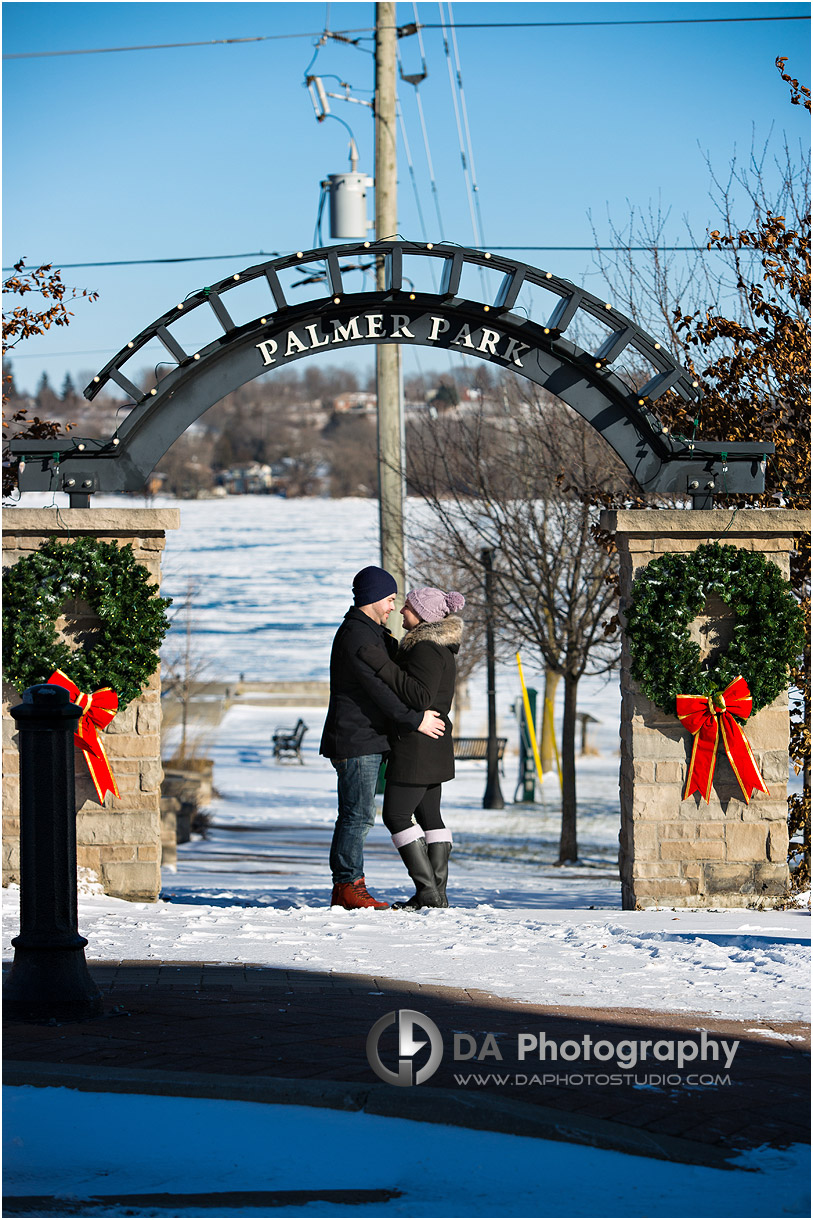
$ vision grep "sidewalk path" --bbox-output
[3,961,809,1170]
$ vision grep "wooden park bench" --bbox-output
[453,737,507,768]
[272,718,308,764]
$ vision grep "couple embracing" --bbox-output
[320,565,465,911]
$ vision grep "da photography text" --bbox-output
[366,1010,740,1088]
[460,1029,740,1071]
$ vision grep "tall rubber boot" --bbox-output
[426,841,451,907]
[396,838,443,909]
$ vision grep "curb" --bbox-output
[4,1061,738,1171]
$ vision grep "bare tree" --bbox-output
[161,577,212,762]
[590,57,811,886]
[590,58,809,366]
[2,259,97,495]
[407,379,634,862]
[324,412,379,497]
[155,430,216,498]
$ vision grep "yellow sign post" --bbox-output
[515,652,545,786]
[545,696,564,791]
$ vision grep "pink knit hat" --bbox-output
[406,587,465,624]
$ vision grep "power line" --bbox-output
[439,1,486,256]
[477,246,735,252]
[396,97,430,241]
[399,20,446,242]
[3,31,362,60]
[7,348,128,360]
[446,3,486,249]
[414,15,810,30]
[4,14,808,59]
[3,246,758,273]
[2,252,279,272]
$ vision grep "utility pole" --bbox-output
[375,1,406,603]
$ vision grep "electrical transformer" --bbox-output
[324,171,374,240]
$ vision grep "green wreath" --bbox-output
[625,541,804,717]
[3,536,172,709]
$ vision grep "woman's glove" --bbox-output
[357,642,390,672]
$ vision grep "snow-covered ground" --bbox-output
[3,495,809,1023]
[6,698,807,1022]
[3,494,810,1218]
[4,1085,810,1219]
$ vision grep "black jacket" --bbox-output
[319,607,422,759]
[359,615,462,785]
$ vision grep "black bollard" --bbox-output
[4,683,103,1021]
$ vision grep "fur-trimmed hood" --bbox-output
[397,614,463,657]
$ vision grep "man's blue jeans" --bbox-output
[329,754,383,884]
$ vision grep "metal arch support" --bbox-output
[11,241,772,505]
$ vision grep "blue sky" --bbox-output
[3,1,810,396]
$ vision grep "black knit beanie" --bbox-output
[352,565,397,607]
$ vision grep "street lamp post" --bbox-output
[481,548,505,809]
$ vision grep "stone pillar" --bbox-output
[600,509,808,910]
[3,507,180,902]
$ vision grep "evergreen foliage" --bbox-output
[3,537,171,708]
[625,543,805,718]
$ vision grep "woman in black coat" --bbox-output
[359,586,465,909]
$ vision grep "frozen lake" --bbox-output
[155,493,626,896]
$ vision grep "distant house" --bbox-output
[217,462,274,495]
[331,392,377,415]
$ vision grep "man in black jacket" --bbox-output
[320,566,445,909]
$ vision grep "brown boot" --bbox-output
[331,877,389,910]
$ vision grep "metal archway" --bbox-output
[14,241,771,505]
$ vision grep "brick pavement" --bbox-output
[3,960,809,1170]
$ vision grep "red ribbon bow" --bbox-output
[676,676,768,805]
[47,670,121,802]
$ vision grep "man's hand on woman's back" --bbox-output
[418,710,445,738]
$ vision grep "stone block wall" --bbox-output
[3,507,180,901]
[600,509,808,910]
